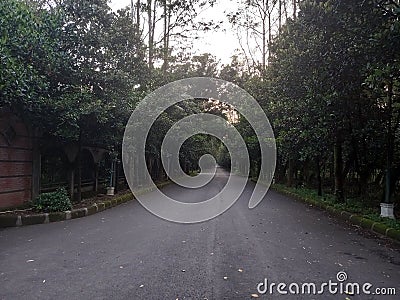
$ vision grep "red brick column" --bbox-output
[0,110,33,209]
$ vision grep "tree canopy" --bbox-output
[1,0,399,209]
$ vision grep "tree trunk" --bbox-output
[76,131,82,202]
[316,158,322,196]
[385,79,394,203]
[131,0,135,25]
[93,163,99,192]
[147,0,154,70]
[114,160,119,194]
[276,163,286,184]
[268,10,272,63]
[148,156,154,179]
[262,16,266,74]
[358,171,368,196]
[293,0,297,20]
[278,0,282,31]
[68,164,75,199]
[287,158,293,187]
[75,157,82,202]
[162,0,168,73]
[136,0,140,35]
[283,0,288,20]
[334,135,344,202]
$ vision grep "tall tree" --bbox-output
[227,0,286,74]
[267,0,389,201]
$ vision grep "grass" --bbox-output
[273,183,400,231]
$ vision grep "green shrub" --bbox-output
[33,188,72,212]
[273,184,400,231]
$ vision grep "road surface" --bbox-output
[1,168,399,299]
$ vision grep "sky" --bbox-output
[109,0,241,65]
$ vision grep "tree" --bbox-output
[364,0,400,203]
[130,0,219,74]
[265,0,392,202]
[227,0,300,74]
[0,0,67,123]
[1,0,148,201]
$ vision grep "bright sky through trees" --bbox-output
[110,0,240,64]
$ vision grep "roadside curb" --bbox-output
[0,181,170,228]
[270,185,400,243]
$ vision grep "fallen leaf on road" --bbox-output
[139,284,144,288]
[223,276,228,280]
[251,294,259,298]
[119,266,123,269]
[238,269,243,272]
[42,280,46,283]
[181,269,186,272]
[26,259,34,263]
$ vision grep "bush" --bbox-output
[33,188,72,212]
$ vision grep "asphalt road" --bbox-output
[1,168,399,299]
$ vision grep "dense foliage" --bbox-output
[33,188,72,212]
[222,0,399,212]
[1,0,399,214]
